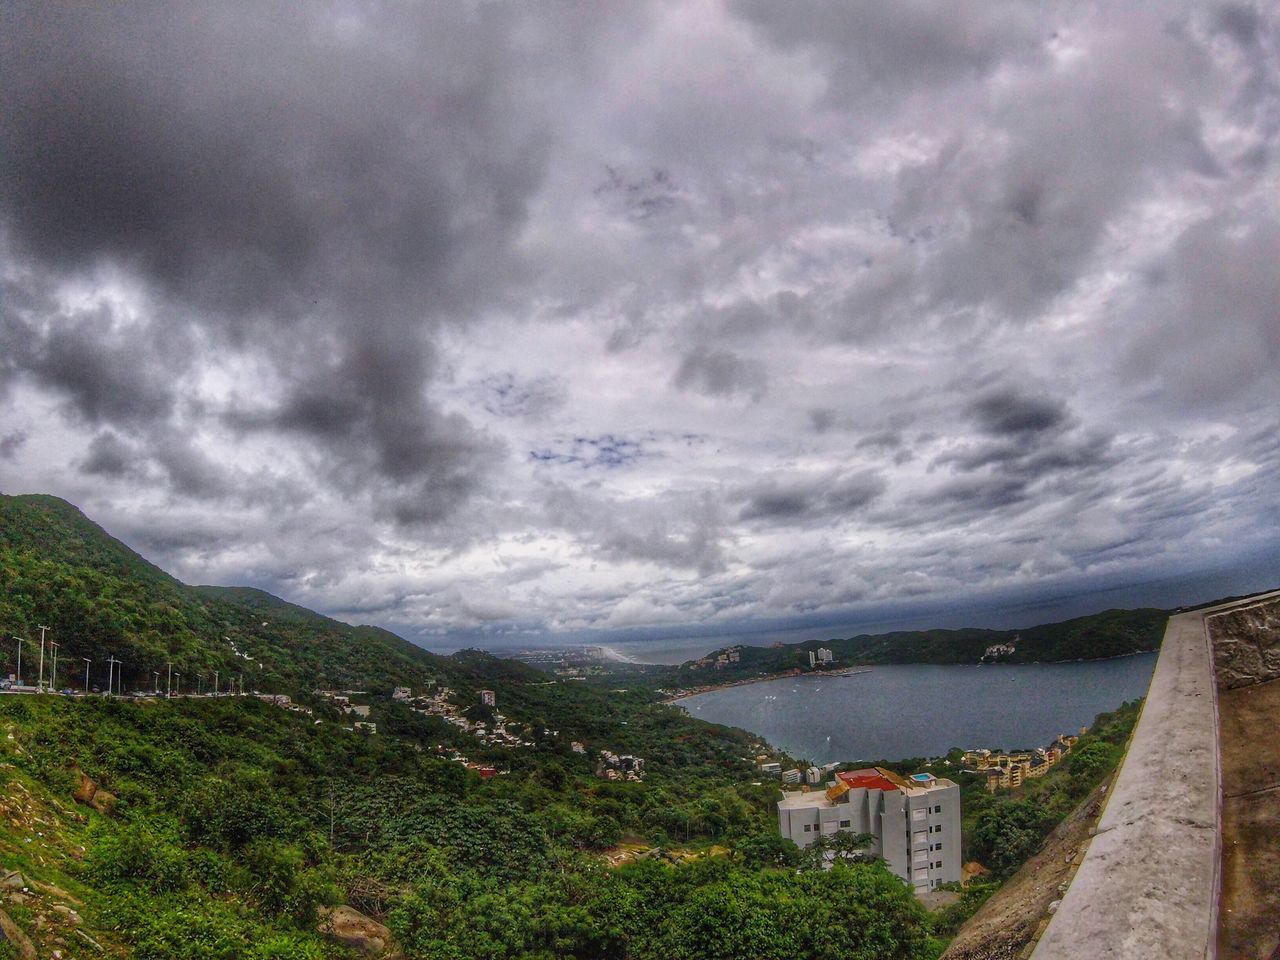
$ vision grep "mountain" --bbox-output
[606,606,1171,689]
[0,493,507,694]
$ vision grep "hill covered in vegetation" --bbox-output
[0,493,1150,958]
[0,493,541,696]
[616,608,1169,691]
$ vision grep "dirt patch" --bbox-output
[940,777,1112,960]
[1217,676,1280,959]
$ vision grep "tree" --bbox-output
[829,831,877,865]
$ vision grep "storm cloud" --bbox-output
[2,1,1278,646]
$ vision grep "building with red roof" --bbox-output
[779,765,961,893]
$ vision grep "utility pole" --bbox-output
[13,637,24,687]
[167,662,173,699]
[197,674,203,696]
[37,625,47,692]
[106,656,119,696]
[153,671,160,694]
[175,673,182,696]
[49,641,59,692]
[83,658,91,694]
[213,670,219,697]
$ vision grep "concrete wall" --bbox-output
[1032,591,1280,960]
[1207,597,1280,688]
[1031,606,1222,959]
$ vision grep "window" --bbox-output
[935,824,943,833]
[933,805,942,814]
[803,824,812,832]
[839,820,851,828]
[936,842,943,851]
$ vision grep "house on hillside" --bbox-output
[778,767,961,893]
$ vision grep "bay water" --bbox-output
[673,653,1158,764]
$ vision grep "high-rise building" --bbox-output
[777,767,961,893]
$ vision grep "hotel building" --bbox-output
[777,767,962,892]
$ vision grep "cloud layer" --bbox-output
[2,1,1278,647]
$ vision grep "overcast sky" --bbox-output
[2,1,1277,651]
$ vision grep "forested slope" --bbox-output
[2,494,503,694]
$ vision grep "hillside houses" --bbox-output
[963,733,1080,791]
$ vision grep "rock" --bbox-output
[71,767,117,816]
[0,905,38,960]
[1209,599,1280,688]
[1048,899,1062,914]
[318,905,405,959]
[71,770,97,806]
[0,871,25,891]
[52,904,81,924]
[33,880,81,904]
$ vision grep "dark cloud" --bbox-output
[31,310,179,427]
[809,409,837,433]
[737,470,886,524]
[1,1,550,525]
[540,483,727,576]
[732,0,1042,100]
[78,432,138,479]
[0,1,1277,643]
[673,346,768,401]
[0,430,28,461]
[1124,210,1280,409]
[856,430,904,450]
[970,388,1068,436]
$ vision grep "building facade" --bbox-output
[777,767,962,893]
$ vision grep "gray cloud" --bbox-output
[1,0,1278,646]
[674,346,768,401]
[737,470,886,525]
[79,432,138,479]
[970,388,1068,436]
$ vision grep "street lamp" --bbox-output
[82,658,91,694]
[37,625,48,692]
[175,673,182,696]
[49,641,59,692]
[153,671,161,695]
[167,662,173,699]
[12,637,24,687]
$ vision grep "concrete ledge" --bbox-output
[1030,603,1234,958]
[1033,591,1280,959]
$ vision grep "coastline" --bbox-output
[661,649,1161,707]
[663,666,872,705]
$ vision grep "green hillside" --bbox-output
[1,494,483,694]
[631,607,1169,688]
[0,492,1151,958]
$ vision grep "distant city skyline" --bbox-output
[2,2,1277,650]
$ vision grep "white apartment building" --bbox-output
[778,767,961,893]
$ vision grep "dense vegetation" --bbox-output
[0,493,1150,957]
[0,695,939,959]
[962,699,1142,878]
[611,609,1168,690]
[0,494,474,694]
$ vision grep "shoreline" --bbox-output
[662,666,872,704]
[660,649,1161,706]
